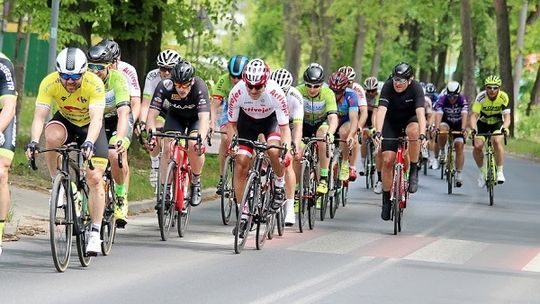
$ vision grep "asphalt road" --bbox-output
[1,152,540,304]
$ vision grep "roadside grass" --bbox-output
[506,137,540,160]
[12,96,220,201]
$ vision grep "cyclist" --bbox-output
[270,68,303,226]
[297,63,337,196]
[87,44,132,228]
[338,65,368,179]
[424,82,439,168]
[327,71,359,181]
[139,49,181,188]
[25,47,108,255]
[147,60,210,207]
[373,62,427,221]
[211,55,249,195]
[470,75,511,186]
[0,52,16,256]
[227,58,292,235]
[433,81,469,187]
[363,76,383,194]
[97,39,141,128]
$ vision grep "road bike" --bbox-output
[30,143,94,272]
[474,131,506,206]
[151,130,202,240]
[436,130,464,194]
[364,134,377,188]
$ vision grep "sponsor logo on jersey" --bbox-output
[0,62,15,91]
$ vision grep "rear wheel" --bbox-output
[220,156,234,225]
[101,176,116,255]
[50,175,72,272]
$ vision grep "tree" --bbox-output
[283,1,302,82]
[493,0,515,135]
[460,0,476,102]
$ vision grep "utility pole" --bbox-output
[47,0,59,73]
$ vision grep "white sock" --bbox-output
[151,156,159,168]
[274,175,285,187]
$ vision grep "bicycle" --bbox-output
[473,131,507,206]
[380,137,411,235]
[436,130,464,194]
[329,138,352,219]
[363,133,376,189]
[151,130,202,241]
[30,143,94,272]
[231,137,286,254]
[100,146,124,255]
[297,137,328,232]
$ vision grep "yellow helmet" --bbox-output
[484,75,502,86]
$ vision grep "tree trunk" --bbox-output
[494,0,515,136]
[320,0,332,72]
[352,13,366,82]
[526,64,540,116]
[145,4,163,74]
[513,1,528,105]
[435,47,447,89]
[460,0,477,103]
[284,1,302,82]
[369,21,384,78]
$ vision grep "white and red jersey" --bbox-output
[116,60,141,98]
[143,68,162,99]
[351,82,368,107]
[227,79,290,126]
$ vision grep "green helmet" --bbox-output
[484,75,502,86]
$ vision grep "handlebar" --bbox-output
[29,142,95,171]
[108,144,124,168]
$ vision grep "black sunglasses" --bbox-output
[246,83,264,91]
[306,83,322,89]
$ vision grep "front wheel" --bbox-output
[50,175,73,272]
[234,173,257,254]
[158,161,177,241]
[75,186,92,267]
[101,177,116,255]
[177,170,192,238]
[220,156,234,225]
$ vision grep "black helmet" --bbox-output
[97,39,121,60]
[171,60,195,83]
[86,44,114,64]
[303,63,325,84]
[392,62,414,79]
[228,55,249,78]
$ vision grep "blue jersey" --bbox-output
[336,88,359,125]
[433,94,468,125]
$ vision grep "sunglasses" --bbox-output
[246,83,264,91]
[366,89,377,94]
[447,93,459,99]
[392,77,408,84]
[59,73,83,81]
[88,63,109,71]
[174,81,192,89]
[306,83,322,89]
[159,67,172,73]
[486,85,500,91]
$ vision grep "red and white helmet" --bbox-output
[242,58,270,86]
[338,65,356,81]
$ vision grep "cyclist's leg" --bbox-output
[438,122,450,153]
[405,119,421,193]
[316,123,330,193]
[0,117,15,253]
[186,119,206,206]
[44,112,71,180]
[380,124,399,220]
[338,122,351,181]
[149,115,166,186]
[491,124,505,182]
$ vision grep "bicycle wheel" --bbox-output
[329,160,339,219]
[307,165,317,230]
[392,167,402,235]
[320,160,334,221]
[256,173,272,249]
[276,204,285,236]
[297,161,309,233]
[177,169,192,237]
[220,156,234,225]
[49,175,73,272]
[158,161,176,241]
[75,186,92,267]
[487,154,495,206]
[364,149,372,189]
[101,176,117,255]
[341,181,349,207]
[235,173,257,254]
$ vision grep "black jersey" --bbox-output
[0,53,16,102]
[150,76,210,120]
[379,79,424,125]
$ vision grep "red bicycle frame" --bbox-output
[390,138,408,209]
[170,141,191,211]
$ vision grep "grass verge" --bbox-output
[506,138,540,160]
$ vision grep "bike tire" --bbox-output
[75,185,91,267]
[177,169,191,238]
[341,181,348,207]
[256,172,271,250]
[220,156,234,225]
[235,173,257,254]
[392,166,402,235]
[297,161,309,233]
[487,154,495,206]
[307,166,317,230]
[158,162,176,241]
[50,175,72,272]
[101,176,116,255]
[276,205,285,236]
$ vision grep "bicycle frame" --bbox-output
[474,131,506,206]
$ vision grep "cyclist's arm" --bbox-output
[196,80,211,140]
[115,105,130,139]
[357,105,367,131]
[130,96,141,123]
[502,112,511,129]
[469,111,479,131]
[210,95,223,130]
[146,108,160,133]
[416,107,427,137]
[86,106,104,143]
[0,95,16,133]
[434,111,442,129]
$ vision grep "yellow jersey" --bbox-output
[36,72,105,127]
[471,90,510,125]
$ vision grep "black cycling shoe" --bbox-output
[216,178,223,195]
[272,186,285,210]
[232,219,248,238]
[115,218,127,229]
[381,191,391,221]
[408,167,419,193]
[190,182,202,207]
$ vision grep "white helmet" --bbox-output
[242,58,270,86]
[56,47,87,74]
[446,81,461,95]
[338,65,356,81]
[270,68,293,92]
[156,49,181,68]
[364,76,378,90]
